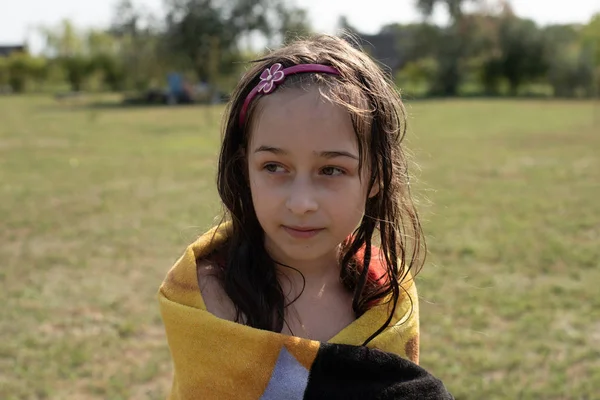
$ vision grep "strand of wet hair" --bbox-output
[272,258,307,336]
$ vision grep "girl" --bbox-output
[158,34,452,399]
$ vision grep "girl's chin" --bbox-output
[264,238,339,265]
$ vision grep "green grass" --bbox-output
[1,95,599,399]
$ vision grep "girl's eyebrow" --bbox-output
[319,150,359,161]
[254,145,286,155]
[253,145,358,160]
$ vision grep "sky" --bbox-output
[1,0,599,52]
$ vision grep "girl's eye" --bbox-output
[264,163,285,173]
[321,166,345,176]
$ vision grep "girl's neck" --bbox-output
[277,258,340,289]
[269,247,344,301]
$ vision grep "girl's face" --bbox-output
[247,87,375,268]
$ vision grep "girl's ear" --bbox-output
[368,177,380,198]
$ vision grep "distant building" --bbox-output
[360,33,401,72]
[344,32,406,77]
[0,45,27,57]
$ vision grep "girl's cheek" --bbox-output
[252,173,283,191]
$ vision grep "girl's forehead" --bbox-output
[249,87,358,152]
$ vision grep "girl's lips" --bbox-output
[283,226,324,239]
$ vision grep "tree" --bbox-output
[110,0,164,90]
[60,56,93,92]
[380,22,443,63]
[87,29,118,56]
[276,3,312,44]
[497,16,547,95]
[6,53,32,92]
[4,53,48,93]
[39,19,94,91]
[91,53,126,91]
[395,57,439,96]
[163,0,306,84]
[581,13,600,65]
[39,19,84,58]
[581,13,600,94]
[457,13,504,94]
[414,0,479,95]
[416,0,475,23]
[0,58,8,89]
[538,22,596,97]
[337,16,360,34]
[547,41,595,97]
[164,0,232,83]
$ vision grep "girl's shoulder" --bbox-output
[196,256,238,322]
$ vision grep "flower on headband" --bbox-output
[257,63,285,94]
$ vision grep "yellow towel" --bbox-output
[158,223,425,400]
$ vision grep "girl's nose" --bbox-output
[285,177,318,215]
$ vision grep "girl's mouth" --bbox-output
[282,226,324,239]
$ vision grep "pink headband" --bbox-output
[239,63,341,126]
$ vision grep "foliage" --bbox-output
[0,57,8,88]
[2,53,48,93]
[91,53,126,91]
[276,3,312,44]
[581,13,600,66]
[4,2,597,98]
[547,42,595,97]
[396,57,439,96]
[162,0,306,82]
[58,55,94,92]
[414,0,479,95]
[486,16,548,95]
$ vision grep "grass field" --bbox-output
[1,95,599,399]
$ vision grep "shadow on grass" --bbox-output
[38,97,218,114]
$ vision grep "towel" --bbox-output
[158,223,453,399]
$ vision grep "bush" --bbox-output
[59,56,94,92]
[1,53,50,93]
[90,54,126,91]
[0,57,8,91]
[7,53,32,92]
[395,57,438,97]
[548,44,595,97]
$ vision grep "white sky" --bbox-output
[1,0,599,52]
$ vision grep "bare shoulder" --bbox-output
[196,258,238,322]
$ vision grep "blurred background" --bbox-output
[1,1,599,399]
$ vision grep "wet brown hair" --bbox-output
[214,34,425,345]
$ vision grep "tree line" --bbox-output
[0,0,598,98]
